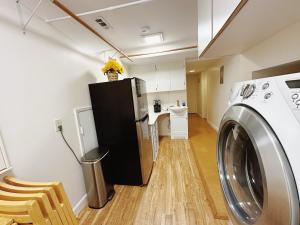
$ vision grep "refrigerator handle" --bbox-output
[135,114,149,123]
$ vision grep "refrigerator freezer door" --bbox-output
[136,115,153,184]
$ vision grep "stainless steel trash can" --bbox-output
[81,147,114,208]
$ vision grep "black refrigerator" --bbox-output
[89,78,153,186]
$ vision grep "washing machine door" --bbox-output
[217,105,299,225]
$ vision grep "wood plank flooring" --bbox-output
[78,137,231,225]
[188,114,228,219]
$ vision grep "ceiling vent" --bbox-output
[95,17,111,29]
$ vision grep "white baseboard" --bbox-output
[207,119,219,131]
[73,194,88,216]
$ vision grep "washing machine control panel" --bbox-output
[236,80,273,103]
[274,74,300,124]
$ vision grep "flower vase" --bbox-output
[107,71,118,81]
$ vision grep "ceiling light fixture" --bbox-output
[143,33,164,45]
[189,70,196,73]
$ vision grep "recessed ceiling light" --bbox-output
[142,33,164,45]
[189,70,196,73]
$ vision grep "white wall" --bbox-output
[203,20,300,130]
[0,3,126,214]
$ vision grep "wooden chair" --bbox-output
[0,199,49,225]
[0,189,62,225]
[4,176,78,225]
[0,217,14,225]
[0,182,70,225]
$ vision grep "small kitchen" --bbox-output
[128,61,189,160]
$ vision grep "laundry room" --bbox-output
[1,0,300,225]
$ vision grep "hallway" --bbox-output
[188,114,228,220]
[78,137,231,225]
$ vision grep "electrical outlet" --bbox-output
[54,119,62,132]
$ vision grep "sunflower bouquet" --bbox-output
[102,59,124,81]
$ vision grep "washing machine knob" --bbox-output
[242,84,256,99]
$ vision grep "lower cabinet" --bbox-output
[170,110,188,139]
[150,121,159,161]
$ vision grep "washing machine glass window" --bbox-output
[223,122,263,223]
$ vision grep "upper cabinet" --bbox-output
[144,73,158,93]
[130,63,186,93]
[156,70,171,92]
[198,0,300,58]
[198,0,241,55]
[197,0,212,55]
[170,68,186,91]
[212,0,241,37]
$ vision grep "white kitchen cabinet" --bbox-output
[212,0,241,37]
[170,68,186,91]
[135,72,157,93]
[170,108,188,139]
[198,0,241,55]
[156,71,171,92]
[131,63,186,93]
[150,121,159,161]
[198,0,213,55]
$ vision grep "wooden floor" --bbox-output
[189,114,228,219]
[78,137,231,225]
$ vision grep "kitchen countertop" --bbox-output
[148,110,170,125]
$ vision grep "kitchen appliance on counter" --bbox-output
[153,99,161,113]
[89,78,153,186]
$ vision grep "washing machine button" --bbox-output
[292,93,299,102]
[262,82,269,90]
[264,92,272,100]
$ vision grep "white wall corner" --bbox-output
[207,119,219,132]
[73,194,88,216]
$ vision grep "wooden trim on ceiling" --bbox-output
[51,0,132,62]
[121,45,198,58]
[199,0,249,58]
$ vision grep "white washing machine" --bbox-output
[217,73,300,225]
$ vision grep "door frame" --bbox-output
[73,106,93,157]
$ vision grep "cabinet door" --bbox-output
[198,0,213,55]
[170,68,186,91]
[134,73,157,93]
[213,0,241,37]
[130,66,157,93]
[171,116,188,139]
[156,71,170,92]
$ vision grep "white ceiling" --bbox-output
[21,0,198,63]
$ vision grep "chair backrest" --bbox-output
[0,199,48,225]
[0,182,69,225]
[0,189,62,225]
[0,217,13,225]
[4,176,78,225]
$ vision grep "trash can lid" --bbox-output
[81,147,109,162]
